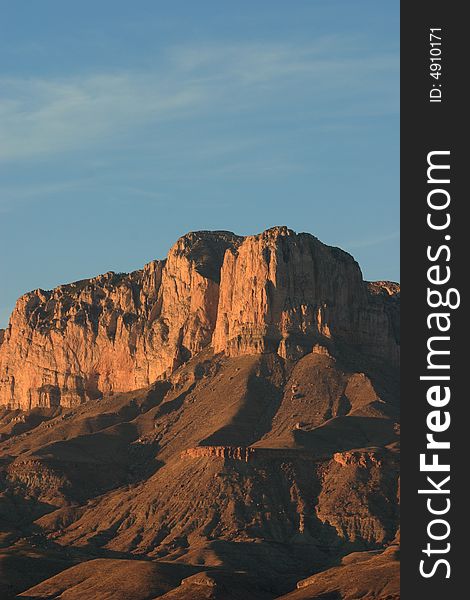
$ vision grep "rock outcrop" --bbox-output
[180,445,314,462]
[0,231,239,409]
[213,227,399,363]
[0,227,399,409]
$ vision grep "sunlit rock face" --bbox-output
[213,226,399,364]
[0,227,399,409]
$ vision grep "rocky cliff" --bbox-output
[0,228,400,599]
[0,227,399,410]
[213,228,399,362]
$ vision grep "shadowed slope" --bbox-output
[18,558,199,600]
[276,544,399,600]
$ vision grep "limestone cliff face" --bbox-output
[0,263,163,409]
[0,231,239,409]
[0,227,399,409]
[213,227,399,363]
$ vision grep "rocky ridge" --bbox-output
[0,227,399,410]
[0,227,400,599]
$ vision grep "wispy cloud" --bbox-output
[0,39,397,162]
[0,180,89,213]
[0,74,205,161]
[347,231,399,249]
[0,178,170,214]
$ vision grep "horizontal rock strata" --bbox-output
[180,445,315,462]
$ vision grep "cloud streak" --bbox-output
[347,231,399,249]
[0,39,398,162]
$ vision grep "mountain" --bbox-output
[0,227,400,599]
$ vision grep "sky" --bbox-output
[0,1,399,328]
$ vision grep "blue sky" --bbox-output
[0,1,399,328]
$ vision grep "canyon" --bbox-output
[0,227,400,599]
